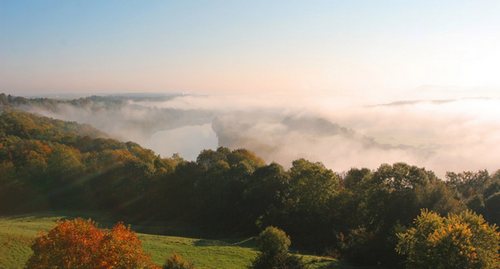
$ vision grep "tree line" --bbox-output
[0,109,498,267]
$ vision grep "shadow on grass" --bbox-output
[193,239,230,246]
[0,210,118,228]
[0,211,203,237]
[304,258,382,269]
[193,237,257,248]
[1,210,113,220]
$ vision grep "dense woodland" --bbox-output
[0,101,499,267]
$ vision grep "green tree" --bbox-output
[242,163,289,230]
[447,170,500,225]
[266,159,340,250]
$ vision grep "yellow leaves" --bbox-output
[427,222,478,263]
[397,210,499,269]
[428,222,473,242]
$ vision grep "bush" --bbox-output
[251,253,306,269]
[256,226,291,255]
[25,218,158,269]
[396,210,499,269]
[250,226,307,269]
[163,253,195,269]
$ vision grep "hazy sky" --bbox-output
[1,0,500,97]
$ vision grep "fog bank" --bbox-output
[21,91,500,177]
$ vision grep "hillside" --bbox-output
[0,214,349,269]
[0,109,175,216]
[0,109,498,268]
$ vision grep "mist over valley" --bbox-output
[5,91,499,177]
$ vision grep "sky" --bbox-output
[1,0,500,98]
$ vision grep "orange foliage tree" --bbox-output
[26,218,159,269]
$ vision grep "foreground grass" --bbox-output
[0,213,356,269]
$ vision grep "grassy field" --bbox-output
[0,213,359,269]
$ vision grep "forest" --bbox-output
[0,99,499,268]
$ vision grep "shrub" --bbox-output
[250,226,307,269]
[396,210,499,269]
[251,252,306,269]
[163,253,195,269]
[25,218,158,269]
[256,226,291,255]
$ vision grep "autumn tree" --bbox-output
[26,218,158,269]
[396,210,499,269]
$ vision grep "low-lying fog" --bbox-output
[24,88,500,177]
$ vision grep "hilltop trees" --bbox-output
[396,210,499,269]
[259,159,341,250]
[241,163,289,231]
[26,219,158,269]
[337,163,463,265]
[0,110,173,217]
[447,170,500,225]
[2,109,500,268]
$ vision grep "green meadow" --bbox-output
[0,214,360,269]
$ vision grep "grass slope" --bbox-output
[0,214,358,269]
